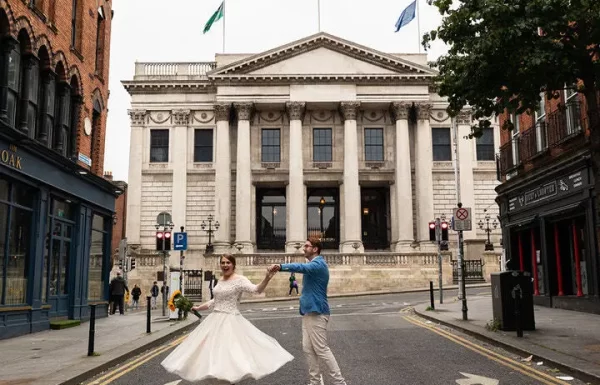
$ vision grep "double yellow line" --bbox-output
[403,315,572,385]
[87,334,187,385]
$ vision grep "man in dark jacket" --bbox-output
[109,272,129,315]
[150,281,159,309]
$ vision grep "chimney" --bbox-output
[104,171,113,181]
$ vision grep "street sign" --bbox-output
[173,232,187,251]
[452,207,472,231]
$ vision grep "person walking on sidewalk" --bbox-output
[150,281,159,309]
[131,285,142,310]
[269,237,347,385]
[109,272,129,315]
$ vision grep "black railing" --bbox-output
[182,269,203,299]
[451,259,485,284]
[499,137,519,174]
[547,102,584,146]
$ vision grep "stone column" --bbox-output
[214,103,232,251]
[457,110,477,240]
[415,103,435,247]
[125,109,147,244]
[391,102,415,250]
[234,102,254,253]
[285,102,306,253]
[340,101,363,253]
[171,109,190,230]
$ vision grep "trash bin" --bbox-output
[491,271,535,331]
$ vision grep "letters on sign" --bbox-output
[0,144,23,170]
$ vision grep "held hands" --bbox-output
[268,264,281,273]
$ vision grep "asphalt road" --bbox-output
[84,289,587,385]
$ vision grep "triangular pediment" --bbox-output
[208,32,436,80]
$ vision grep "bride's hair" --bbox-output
[220,254,236,269]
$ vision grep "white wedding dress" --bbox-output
[161,275,294,383]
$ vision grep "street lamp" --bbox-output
[201,214,220,254]
[318,197,325,240]
[478,210,498,251]
[155,220,174,317]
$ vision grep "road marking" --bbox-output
[164,381,182,385]
[403,316,571,385]
[456,372,499,385]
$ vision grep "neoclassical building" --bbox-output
[123,33,501,270]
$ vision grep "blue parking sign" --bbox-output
[173,232,187,251]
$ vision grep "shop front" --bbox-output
[498,157,600,313]
[0,131,117,339]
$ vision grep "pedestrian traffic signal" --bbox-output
[441,221,449,241]
[130,258,136,270]
[164,231,171,250]
[429,221,436,241]
[156,231,164,250]
[118,259,123,270]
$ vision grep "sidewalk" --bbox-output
[414,294,600,384]
[0,309,199,385]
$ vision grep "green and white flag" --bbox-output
[203,2,224,34]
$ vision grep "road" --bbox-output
[84,289,586,385]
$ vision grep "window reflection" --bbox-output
[89,214,106,301]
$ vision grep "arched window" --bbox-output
[52,64,71,157]
[91,98,102,171]
[6,42,20,127]
[94,7,106,78]
[68,75,82,161]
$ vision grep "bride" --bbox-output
[161,254,294,384]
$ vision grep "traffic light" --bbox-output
[118,259,123,271]
[156,231,164,250]
[429,221,436,241]
[130,258,136,270]
[441,221,449,241]
[164,231,171,251]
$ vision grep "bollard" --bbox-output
[146,296,152,334]
[429,281,435,310]
[88,304,96,356]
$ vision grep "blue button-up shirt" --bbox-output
[280,256,330,315]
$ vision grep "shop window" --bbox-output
[0,177,35,305]
[194,129,213,162]
[476,127,495,161]
[313,128,332,162]
[88,214,106,301]
[150,129,169,162]
[432,127,451,161]
[43,197,74,301]
[364,128,384,161]
[261,129,280,163]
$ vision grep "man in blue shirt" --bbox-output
[270,237,347,385]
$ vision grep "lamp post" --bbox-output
[155,220,174,317]
[201,214,220,254]
[318,197,325,240]
[478,210,498,251]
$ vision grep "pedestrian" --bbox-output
[150,281,159,309]
[288,272,299,296]
[109,272,129,315]
[161,255,293,384]
[270,237,348,385]
[131,285,142,310]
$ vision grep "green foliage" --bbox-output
[174,295,194,319]
[50,320,81,330]
[423,0,600,137]
[485,318,501,332]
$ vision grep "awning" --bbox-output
[540,202,583,218]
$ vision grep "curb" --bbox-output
[240,283,491,304]
[413,308,600,385]
[59,319,200,385]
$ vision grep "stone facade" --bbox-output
[123,33,502,295]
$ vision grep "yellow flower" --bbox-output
[168,290,182,312]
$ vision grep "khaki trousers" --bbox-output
[302,314,346,385]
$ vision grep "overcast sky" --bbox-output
[104,0,448,182]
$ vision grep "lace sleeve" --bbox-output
[207,299,215,309]
[239,276,259,294]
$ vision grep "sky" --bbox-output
[104,0,449,182]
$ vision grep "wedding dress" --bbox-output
[161,275,294,383]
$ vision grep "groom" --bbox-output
[269,237,347,385]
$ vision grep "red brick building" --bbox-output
[0,0,118,339]
[496,89,600,313]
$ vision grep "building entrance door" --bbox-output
[307,188,339,250]
[361,188,390,250]
[46,220,73,318]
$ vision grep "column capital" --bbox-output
[214,103,231,122]
[234,102,254,121]
[285,101,306,121]
[340,101,361,121]
[456,109,473,125]
[172,109,191,126]
[415,102,433,121]
[128,109,147,126]
[390,101,411,121]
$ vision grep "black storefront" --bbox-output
[497,155,600,313]
[0,126,117,339]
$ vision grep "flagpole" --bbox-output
[416,0,421,53]
[222,0,226,53]
[318,0,321,32]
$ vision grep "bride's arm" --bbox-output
[254,270,276,294]
[192,299,214,311]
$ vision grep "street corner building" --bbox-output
[0,0,118,339]
[123,33,503,297]
[496,88,600,313]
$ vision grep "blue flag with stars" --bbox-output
[395,0,417,32]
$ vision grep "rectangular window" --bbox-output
[476,127,495,160]
[313,128,332,162]
[6,47,21,127]
[261,129,280,162]
[150,129,169,162]
[364,128,384,161]
[193,129,213,162]
[432,127,452,161]
[88,214,106,301]
[94,9,106,77]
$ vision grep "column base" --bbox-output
[391,240,419,253]
[340,241,364,253]
[285,241,305,254]
[232,241,255,254]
